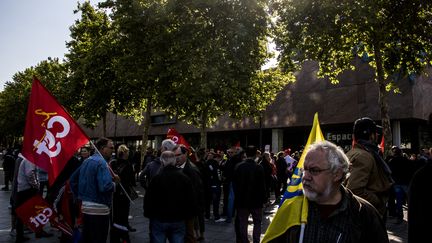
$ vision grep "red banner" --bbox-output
[21,78,89,185]
[15,195,57,233]
[379,134,385,154]
[167,128,190,149]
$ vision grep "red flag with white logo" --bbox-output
[16,194,73,236]
[21,78,89,185]
[379,134,385,154]
[15,194,57,233]
[167,128,190,149]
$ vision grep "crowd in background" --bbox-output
[0,134,431,243]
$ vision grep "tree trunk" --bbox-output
[140,99,152,165]
[114,113,117,145]
[200,111,207,149]
[102,114,107,137]
[374,43,392,157]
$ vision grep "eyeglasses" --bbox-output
[300,167,330,176]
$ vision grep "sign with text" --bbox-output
[325,132,352,143]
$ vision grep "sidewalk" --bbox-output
[0,172,407,242]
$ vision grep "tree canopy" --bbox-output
[155,0,292,148]
[103,0,291,149]
[0,58,67,146]
[64,1,120,135]
[271,0,432,152]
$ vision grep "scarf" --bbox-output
[356,139,394,184]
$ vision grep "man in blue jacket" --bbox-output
[70,137,117,243]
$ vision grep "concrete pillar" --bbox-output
[271,129,284,154]
[392,120,401,147]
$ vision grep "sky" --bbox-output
[0,0,101,91]
[0,0,277,92]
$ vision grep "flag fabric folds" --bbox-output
[167,127,190,149]
[21,78,89,185]
[262,113,324,243]
[15,194,58,233]
[16,194,73,236]
[379,134,385,154]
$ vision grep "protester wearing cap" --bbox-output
[344,117,394,220]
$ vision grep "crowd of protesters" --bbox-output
[1,126,431,242]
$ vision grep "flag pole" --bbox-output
[90,141,134,204]
[299,223,305,243]
[299,194,308,243]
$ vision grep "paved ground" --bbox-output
[0,168,407,242]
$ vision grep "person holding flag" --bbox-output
[265,141,389,242]
[15,156,54,242]
[14,77,91,241]
[70,137,118,243]
[262,113,389,243]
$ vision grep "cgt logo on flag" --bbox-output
[22,78,89,185]
[33,109,71,158]
[15,195,57,233]
[170,135,180,143]
[167,128,190,149]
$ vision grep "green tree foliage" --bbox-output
[65,1,121,135]
[271,0,432,152]
[101,0,173,159]
[0,58,67,146]
[157,0,292,148]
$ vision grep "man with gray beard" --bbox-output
[270,141,389,243]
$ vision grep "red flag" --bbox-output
[22,78,89,185]
[379,134,385,154]
[167,128,190,149]
[15,195,58,233]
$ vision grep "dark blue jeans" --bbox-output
[205,186,222,220]
[235,207,263,243]
[394,184,408,220]
[211,186,222,219]
[150,219,185,243]
[81,214,110,243]
[226,183,235,222]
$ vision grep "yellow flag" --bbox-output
[262,113,324,242]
